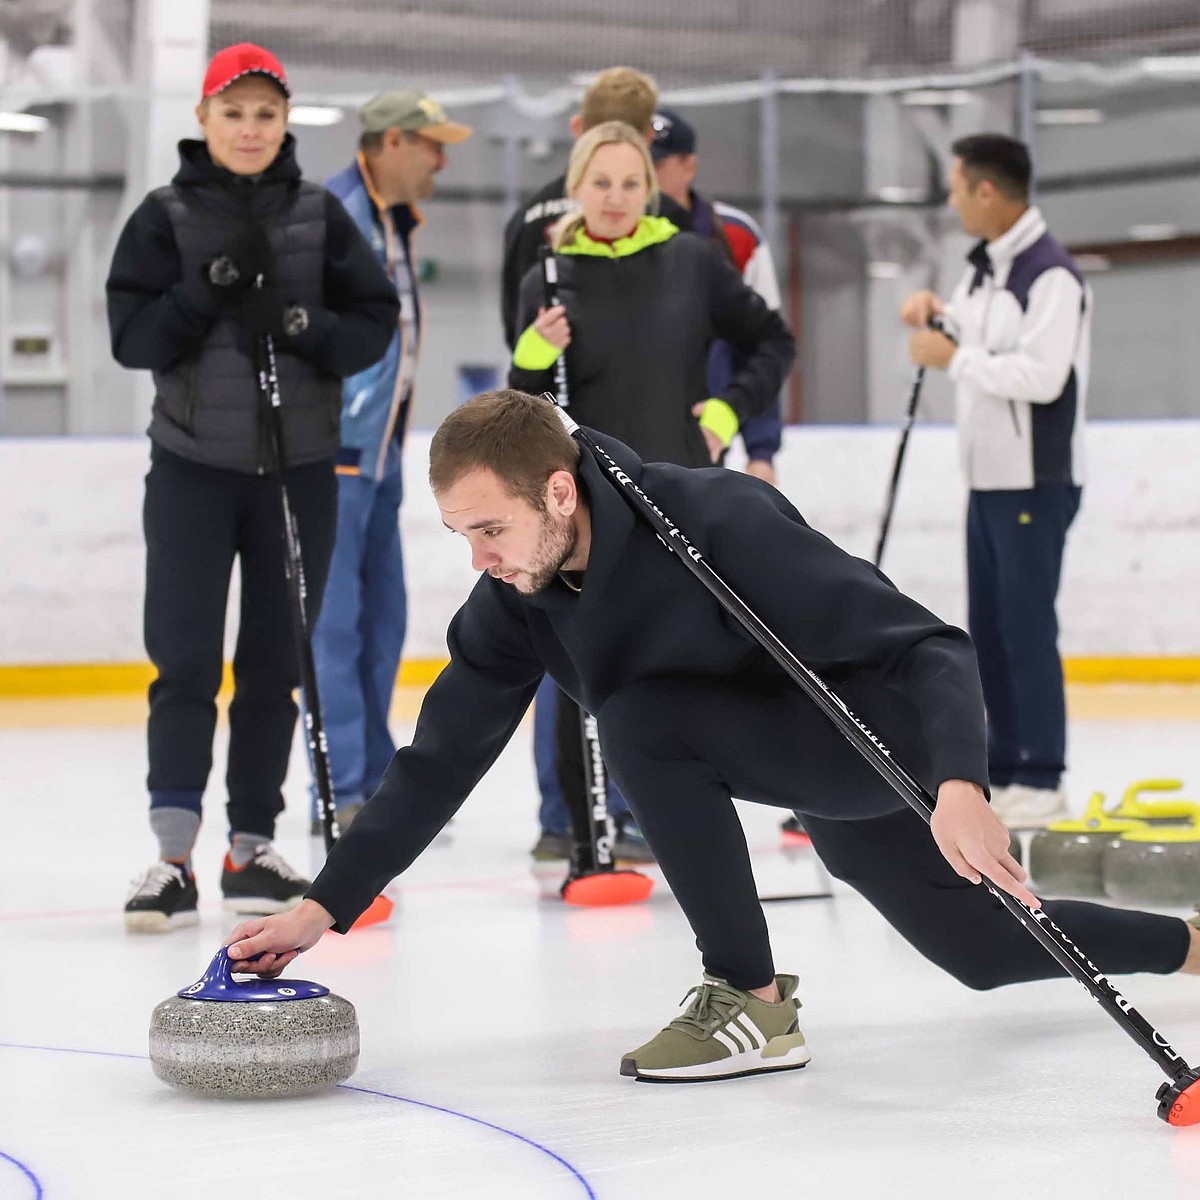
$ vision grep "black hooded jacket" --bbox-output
[508,220,794,469]
[305,430,989,930]
[106,135,398,473]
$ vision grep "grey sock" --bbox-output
[150,807,200,871]
[229,831,270,869]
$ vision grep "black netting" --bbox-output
[207,0,957,85]
[204,1,1200,88]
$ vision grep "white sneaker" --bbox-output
[991,784,1069,829]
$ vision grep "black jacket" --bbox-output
[306,431,989,930]
[106,136,399,473]
[500,174,693,348]
[509,221,794,468]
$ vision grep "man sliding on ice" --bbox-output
[226,388,1199,1084]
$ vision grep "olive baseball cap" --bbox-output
[358,90,472,143]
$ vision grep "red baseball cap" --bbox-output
[202,44,291,100]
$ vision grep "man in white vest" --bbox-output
[901,133,1089,829]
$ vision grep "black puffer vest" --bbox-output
[148,137,340,474]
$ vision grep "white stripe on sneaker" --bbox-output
[737,1015,767,1050]
[712,1030,742,1056]
[724,1023,752,1053]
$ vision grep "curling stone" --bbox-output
[1103,814,1200,908]
[1028,793,1145,899]
[1008,830,1024,867]
[150,947,358,1098]
[1110,778,1195,825]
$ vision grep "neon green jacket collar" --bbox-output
[560,215,678,258]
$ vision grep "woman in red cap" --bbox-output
[106,45,399,932]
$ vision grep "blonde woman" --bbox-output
[511,120,793,469]
[509,120,794,877]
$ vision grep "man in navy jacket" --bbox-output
[227,390,1196,1085]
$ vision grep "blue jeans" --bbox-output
[534,677,629,835]
[310,442,407,813]
[967,483,1082,791]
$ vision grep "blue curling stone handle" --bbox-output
[177,947,330,1002]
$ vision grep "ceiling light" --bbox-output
[0,112,50,133]
[902,89,974,107]
[1036,108,1104,126]
[877,186,926,203]
[1141,55,1200,79]
[288,106,344,127]
[868,261,902,279]
[1129,223,1179,241]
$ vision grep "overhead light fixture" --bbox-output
[0,111,50,133]
[1036,108,1104,126]
[1129,223,1179,241]
[902,89,974,107]
[288,106,344,127]
[877,186,926,203]
[1141,55,1200,79]
[868,261,902,280]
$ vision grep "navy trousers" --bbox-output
[144,446,336,839]
[967,484,1082,791]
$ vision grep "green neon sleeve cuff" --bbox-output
[513,325,563,371]
[698,398,739,449]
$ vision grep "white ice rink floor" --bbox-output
[3,685,1200,1200]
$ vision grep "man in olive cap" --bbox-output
[310,91,471,832]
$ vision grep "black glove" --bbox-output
[239,285,311,345]
[201,224,274,297]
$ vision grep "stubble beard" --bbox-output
[515,510,578,595]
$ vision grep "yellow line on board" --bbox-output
[0,657,1197,696]
[0,658,449,697]
[1063,658,1200,684]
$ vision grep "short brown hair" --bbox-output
[578,67,658,135]
[429,389,581,508]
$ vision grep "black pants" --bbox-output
[596,675,1189,992]
[967,484,1082,790]
[143,446,337,838]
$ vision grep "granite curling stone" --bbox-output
[150,947,359,1098]
[1028,793,1145,899]
[1109,778,1194,826]
[1103,813,1200,909]
[1007,830,1024,868]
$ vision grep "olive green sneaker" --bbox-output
[620,973,810,1082]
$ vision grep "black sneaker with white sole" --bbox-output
[221,845,311,915]
[124,862,199,933]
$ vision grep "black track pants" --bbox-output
[596,675,1191,992]
[143,446,337,838]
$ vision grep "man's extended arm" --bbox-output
[304,582,544,930]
